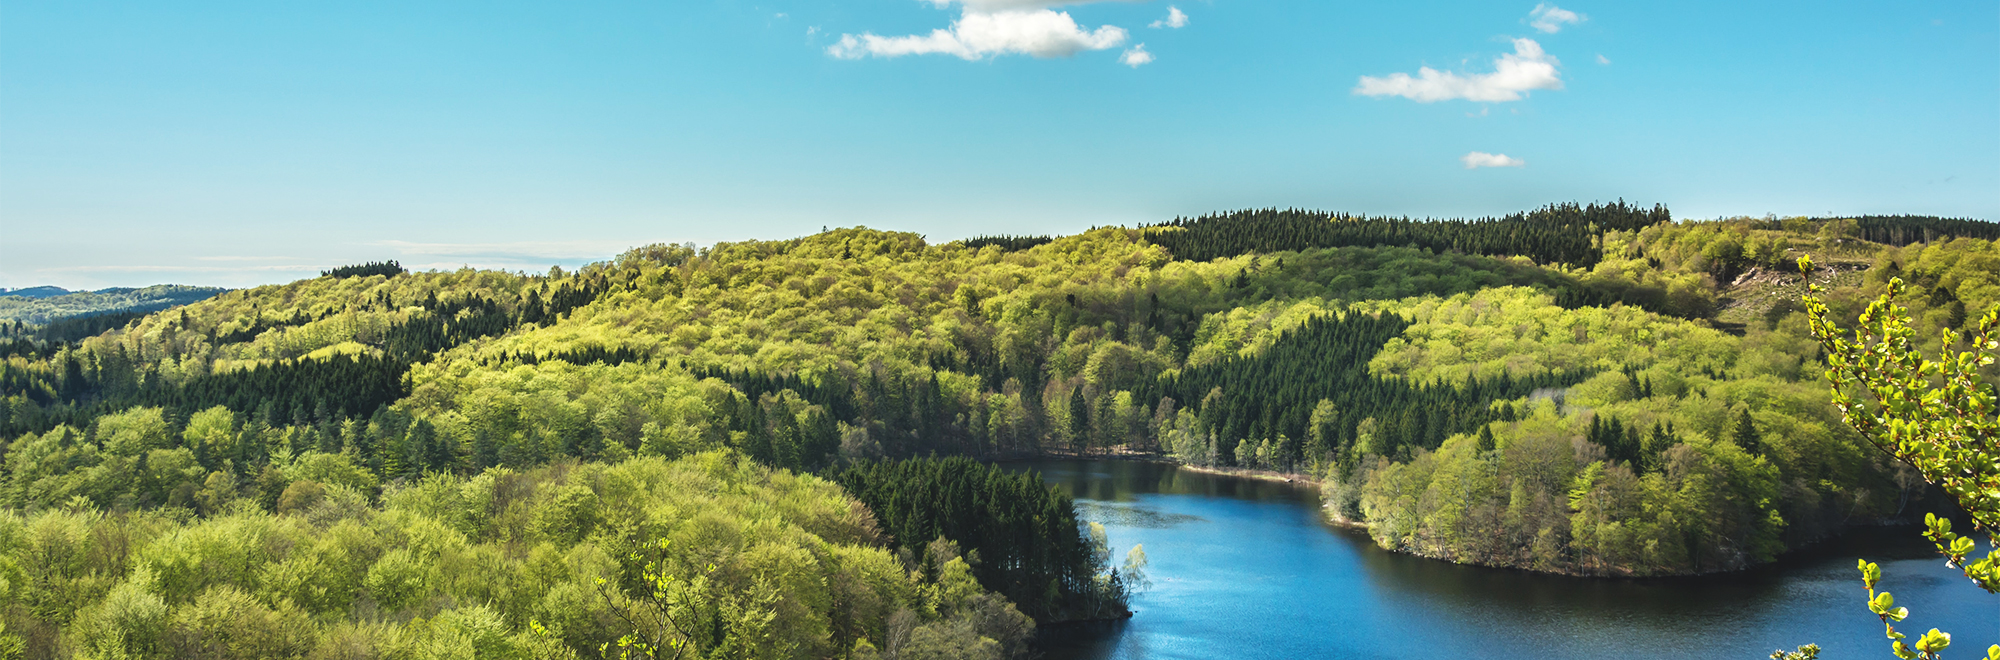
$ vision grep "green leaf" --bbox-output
[1870,591,1896,615]
[1915,629,1952,653]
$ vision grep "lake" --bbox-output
[1010,459,1994,660]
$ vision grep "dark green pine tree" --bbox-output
[1477,425,1496,452]
[1643,422,1673,474]
[1621,422,1643,471]
[1068,387,1090,452]
[1732,408,1761,455]
[405,419,437,476]
[425,420,459,472]
[472,428,499,470]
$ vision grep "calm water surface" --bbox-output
[1010,459,1994,660]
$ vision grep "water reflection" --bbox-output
[1008,459,1995,660]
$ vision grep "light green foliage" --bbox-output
[72,572,171,658]
[1362,287,1736,385]
[8,427,109,509]
[282,451,376,494]
[1771,644,1822,659]
[405,359,720,465]
[1803,265,2000,590]
[1799,257,2000,659]
[0,215,1964,605]
[1576,229,1722,318]
[1182,299,1340,370]
[0,452,1032,659]
[428,231,1591,461]
[1860,558,1997,660]
[1806,238,2000,353]
[1868,239,1999,339]
[1344,286,1880,574]
[98,408,171,458]
[0,267,541,420]
[182,406,238,466]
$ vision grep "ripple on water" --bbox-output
[1075,501,1206,529]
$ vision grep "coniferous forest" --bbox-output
[0,204,1996,658]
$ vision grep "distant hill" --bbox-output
[0,286,75,299]
[0,284,229,325]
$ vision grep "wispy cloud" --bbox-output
[1120,44,1154,67]
[829,9,1127,60]
[39,264,322,274]
[373,239,633,262]
[1595,53,1610,65]
[1461,152,1526,169]
[1150,6,1188,29]
[1354,38,1561,103]
[1528,3,1583,33]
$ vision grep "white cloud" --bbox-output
[1120,44,1154,67]
[1528,3,1583,33]
[1150,6,1188,29]
[926,0,1129,11]
[829,8,1127,60]
[1461,152,1526,169]
[1595,53,1610,65]
[1353,38,1562,103]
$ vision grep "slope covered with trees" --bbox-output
[1145,201,1670,267]
[0,452,1037,659]
[0,204,1994,654]
[0,285,228,325]
[836,457,1131,624]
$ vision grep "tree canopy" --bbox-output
[0,204,1996,655]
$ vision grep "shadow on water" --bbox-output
[1005,459,1996,660]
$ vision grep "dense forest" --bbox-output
[0,204,1994,657]
[1846,214,2000,246]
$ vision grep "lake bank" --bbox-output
[1007,458,1992,660]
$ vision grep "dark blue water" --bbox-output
[1013,459,1995,660]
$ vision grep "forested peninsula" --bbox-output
[0,205,1995,658]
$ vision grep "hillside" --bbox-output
[0,204,1995,656]
[0,287,74,299]
[0,284,229,326]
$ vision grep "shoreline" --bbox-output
[1172,462,1323,488]
[1016,452,1938,581]
[1022,448,1326,488]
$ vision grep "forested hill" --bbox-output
[0,284,227,325]
[0,204,1994,657]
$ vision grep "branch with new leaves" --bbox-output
[1795,254,1999,660]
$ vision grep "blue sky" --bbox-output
[2,0,1994,289]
